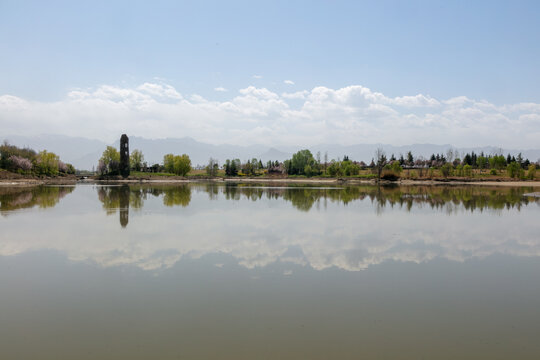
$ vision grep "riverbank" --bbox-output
[1,176,539,187]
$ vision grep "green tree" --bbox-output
[527,164,536,180]
[326,161,342,177]
[477,156,488,171]
[406,151,414,166]
[343,161,360,176]
[100,146,120,175]
[130,149,144,171]
[463,164,472,177]
[35,150,60,176]
[507,162,521,179]
[440,163,453,178]
[173,154,191,176]
[163,154,175,173]
[288,149,316,175]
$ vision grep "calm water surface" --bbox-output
[1,183,540,359]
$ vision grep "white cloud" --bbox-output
[282,90,309,100]
[284,80,295,85]
[1,82,539,148]
[214,87,228,92]
[252,75,262,79]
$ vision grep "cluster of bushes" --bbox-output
[0,142,74,176]
[222,158,268,176]
[163,153,191,176]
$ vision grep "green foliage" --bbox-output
[325,160,361,177]
[477,156,488,170]
[163,154,174,173]
[463,164,472,177]
[130,149,144,171]
[490,168,497,175]
[173,154,191,176]
[304,164,315,177]
[507,161,521,179]
[489,155,506,170]
[224,159,240,176]
[440,163,453,178]
[343,161,360,176]
[163,153,191,176]
[527,164,536,180]
[326,161,342,177]
[388,161,403,174]
[35,150,60,176]
[100,146,120,175]
[288,149,317,175]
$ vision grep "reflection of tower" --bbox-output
[120,134,130,178]
[119,185,130,228]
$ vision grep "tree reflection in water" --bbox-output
[95,183,539,227]
[97,184,192,227]
[0,185,75,215]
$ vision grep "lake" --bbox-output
[1,183,540,359]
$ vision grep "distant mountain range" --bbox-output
[3,134,540,171]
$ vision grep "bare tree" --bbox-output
[446,148,455,164]
[375,147,386,181]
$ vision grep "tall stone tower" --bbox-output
[120,134,130,178]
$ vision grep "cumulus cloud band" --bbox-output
[1,82,539,147]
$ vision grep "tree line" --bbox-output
[97,144,538,180]
[0,141,75,176]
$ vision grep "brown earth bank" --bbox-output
[1,173,539,187]
[0,170,78,186]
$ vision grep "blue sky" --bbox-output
[1,0,540,147]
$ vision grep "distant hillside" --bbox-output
[3,134,540,171]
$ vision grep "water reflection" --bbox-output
[0,185,74,215]
[97,183,540,221]
[1,183,539,272]
[97,184,191,227]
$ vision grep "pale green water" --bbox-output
[1,183,540,359]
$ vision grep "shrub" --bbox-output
[527,164,536,180]
[507,162,521,179]
[381,169,400,181]
[440,163,453,178]
[8,155,32,172]
[35,150,59,176]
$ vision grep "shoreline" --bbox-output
[1,176,539,187]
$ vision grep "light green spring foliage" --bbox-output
[507,162,522,179]
[163,154,191,176]
[440,163,453,177]
[527,164,536,180]
[130,149,144,171]
[99,146,120,175]
[477,156,488,170]
[163,154,174,173]
[35,150,60,176]
[325,160,361,177]
[489,155,506,170]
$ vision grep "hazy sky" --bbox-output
[1,0,539,147]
